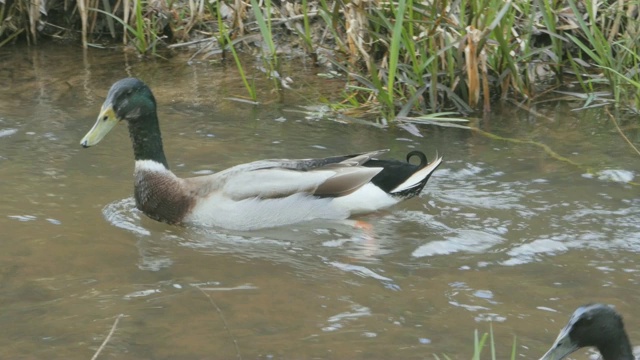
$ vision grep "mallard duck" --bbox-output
[540,303,636,360]
[80,78,442,230]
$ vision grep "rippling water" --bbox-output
[0,44,639,359]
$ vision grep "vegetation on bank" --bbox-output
[1,0,640,121]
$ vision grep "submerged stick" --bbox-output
[91,314,124,360]
[196,285,242,360]
[605,106,640,156]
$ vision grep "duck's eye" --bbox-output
[556,338,567,347]
[102,115,109,122]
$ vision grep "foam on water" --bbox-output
[102,198,150,236]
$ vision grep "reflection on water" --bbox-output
[0,44,639,359]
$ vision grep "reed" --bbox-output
[385,0,406,116]
[1,0,639,115]
[472,329,490,360]
[91,4,156,54]
[0,0,27,47]
[249,0,275,61]
[293,0,316,63]
[249,0,282,91]
[316,0,348,54]
[216,0,257,102]
[564,0,640,110]
[435,325,518,360]
[471,325,517,360]
[535,0,564,80]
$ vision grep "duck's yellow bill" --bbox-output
[80,105,118,148]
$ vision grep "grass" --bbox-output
[249,0,282,92]
[385,0,406,117]
[563,0,640,111]
[91,0,158,54]
[297,0,316,63]
[1,0,639,117]
[434,325,518,360]
[471,326,517,360]
[216,0,257,102]
[249,0,276,62]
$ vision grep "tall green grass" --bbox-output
[216,0,257,102]
[536,0,564,79]
[299,0,315,62]
[250,0,282,92]
[564,0,640,109]
[249,0,276,61]
[385,0,406,117]
[472,326,517,360]
[1,0,639,116]
[89,0,158,54]
[91,0,159,54]
[435,326,518,360]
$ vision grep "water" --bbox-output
[1,43,639,359]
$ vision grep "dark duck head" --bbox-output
[80,77,168,168]
[540,303,635,360]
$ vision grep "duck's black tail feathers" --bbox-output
[366,151,443,199]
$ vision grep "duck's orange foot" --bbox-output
[353,220,374,232]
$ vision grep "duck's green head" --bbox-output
[80,78,157,148]
[539,303,628,360]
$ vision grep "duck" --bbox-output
[80,78,442,231]
[539,303,637,360]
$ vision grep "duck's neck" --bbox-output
[598,332,634,360]
[127,113,169,169]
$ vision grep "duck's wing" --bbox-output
[187,150,389,201]
[223,165,382,200]
[273,149,390,170]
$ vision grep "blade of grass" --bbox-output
[387,0,407,112]
[133,0,147,51]
[217,0,257,101]
[90,7,143,44]
[472,330,489,360]
[250,0,275,59]
[490,323,496,360]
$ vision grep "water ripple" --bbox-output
[412,229,505,257]
[321,303,371,332]
[505,198,640,264]
[0,128,18,138]
[103,198,150,236]
[327,261,392,282]
[100,197,398,285]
